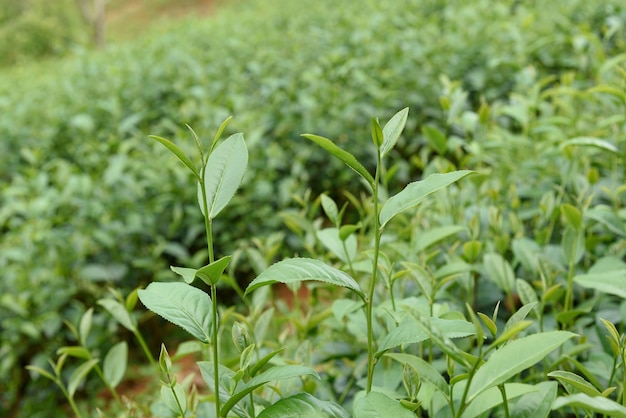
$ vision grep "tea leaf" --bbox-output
[422,125,447,155]
[385,352,449,396]
[552,393,626,417]
[138,282,212,344]
[509,381,557,418]
[170,266,198,284]
[68,359,99,397]
[483,252,515,294]
[196,255,232,286]
[199,133,248,219]
[371,117,384,148]
[257,392,350,418]
[380,170,474,227]
[574,269,626,298]
[381,107,409,157]
[461,383,538,418]
[103,341,127,388]
[560,204,582,230]
[353,391,416,418]
[161,384,187,415]
[149,135,199,178]
[245,258,364,299]
[320,194,339,225]
[467,331,576,401]
[301,134,375,184]
[547,370,602,396]
[98,299,137,333]
[560,137,619,154]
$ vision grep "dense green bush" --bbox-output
[0,0,624,415]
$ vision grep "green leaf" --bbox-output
[462,383,538,418]
[199,132,248,219]
[103,341,127,388]
[574,269,626,298]
[371,117,384,148]
[504,302,538,333]
[26,365,57,383]
[560,204,582,230]
[552,393,626,418]
[320,194,339,225]
[317,228,357,263]
[209,115,233,154]
[301,134,375,185]
[244,258,364,299]
[562,227,585,265]
[483,252,515,294]
[510,381,557,418]
[257,392,350,418]
[221,365,319,417]
[98,298,137,333]
[547,370,602,397]
[79,308,93,347]
[196,255,232,286]
[377,315,475,355]
[409,311,472,368]
[585,205,626,236]
[422,125,447,155]
[170,266,198,284]
[380,170,474,227]
[467,331,576,401]
[68,359,99,397]
[381,107,409,157]
[138,282,212,343]
[414,225,466,253]
[161,384,187,415]
[150,135,199,178]
[57,346,91,360]
[385,352,449,396]
[560,137,619,154]
[352,391,416,418]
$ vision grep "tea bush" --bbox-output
[1,0,625,415]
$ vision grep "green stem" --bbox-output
[94,363,123,406]
[564,260,576,314]
[211,283,221,417]
[366,150,383,394]
[66,395,83,418]
[498,384,510,418]
[135,330,156,367]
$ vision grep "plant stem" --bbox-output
[498,384,510,418]
[135,330,156,367]
[211,283,221,417]
[366,150,383,394]
[94,364,123,406]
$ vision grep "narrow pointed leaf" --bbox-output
[467,331,576,401]
[547,371,602,396]
[200,133,248,219]
[386,352,448,395]
[150,135,199,178]
[57,346,91,360]
[380,170,474,227]
[371,117,384,148]
[552,393,626,418]
[221,365,319,417]
[210,115,233,153]
[560,137,618,154]
[26,365,57,382]
[98,299,137,332]
[103,341,128,388]
[196,256,232,286]
[381,107,409,157]
[68,359,99,397]
[245,258,364,299]
[301,134,375,184]
[138,282,212,343]
[257,392,350,418]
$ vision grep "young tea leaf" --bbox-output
[574,269,626,298]
[552,393,626,418]
[199,132,248,220]
[98,299,137,333]
[352,391,416,418]
[547,370,602,397]
[68,359,99,397]
[381,107,409,157]
[510,381,557,418]
[385,352,449,396]
[467,331,576,401]
[257,393,350,418]
[379,170,474,227]
[461,383,538,418]
[103,341,128,388]
[138,282,213,344]
[244,258,364,299]
[149,135,199,178]
[301,134,375,185]
[195,255,232,286]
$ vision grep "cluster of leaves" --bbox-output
[1,0,625,415]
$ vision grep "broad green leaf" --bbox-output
[199,132,248,219]
[510,381,557,418]
[585,205,626,236]
[422,125,447,155]
[68,359,99,397]
[483,253,515,294]
[221,365,319,417]
[352,391,415,418]
[170,266,197,284]
[547,370,602,397]
[467,331,576,401]
[410,311,472,368]
[385,352,448,396]
[196,255,232,286]
[562,226,584,265]
[257,392,350,418]
[161,384,187,415]
[380,170,474,227]
[560,137,619,154]
[138,282,212,343]
[552,393,626,418]
[414,225,466,253]
[461,383,538,418]
[97,299,137,332]
[244,258,364,299]
[574,269,626,298]
[560,204,582,230]
[317,228,357,263]
[301,134,375,185]
[103,341,127,388]
[381,107,409,157]
[150,135,199,178]
[371,117,384,148]
[377,315,475,355]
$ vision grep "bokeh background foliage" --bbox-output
[0,0,624,415]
